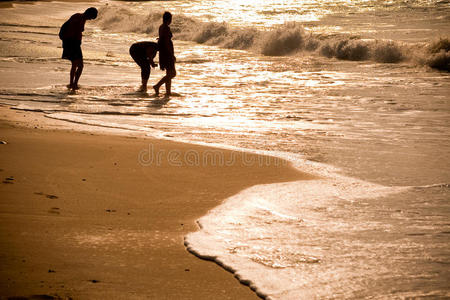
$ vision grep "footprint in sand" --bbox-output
[2,176,14,184]
[48,207,60,215]
[34,192,59,199]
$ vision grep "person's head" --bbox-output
[84,7,98,20]
[163,12,172,25]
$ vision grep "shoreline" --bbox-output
[0,105,314,299]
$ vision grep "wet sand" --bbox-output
[0,106,313,299]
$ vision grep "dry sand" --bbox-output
[0,106,314,299]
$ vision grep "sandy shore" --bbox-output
[0,106,313,299]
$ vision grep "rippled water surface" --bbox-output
[0,1,449,298]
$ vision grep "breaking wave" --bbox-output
[94,6,449,71]
[425,38,450,71]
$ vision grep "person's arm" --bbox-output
[146,46,158,68]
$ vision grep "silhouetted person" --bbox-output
[59,7,98,90]
[153,12,176,97]
[129,41,159,92]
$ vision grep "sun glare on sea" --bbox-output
[165,0,326,27]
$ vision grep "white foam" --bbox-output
[184,148,409,299]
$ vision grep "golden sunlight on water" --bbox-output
[0,0,449,298]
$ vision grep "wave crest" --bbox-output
[259,23,305,56]
[193,22,228,44]
[320,39,369,61]
[95,7,159,34]
[373,41,404,63]
[426,38,450,71]
[426,51,450,71]
[94,6,449,71]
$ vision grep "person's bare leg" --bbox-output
[139,78,148,92]
[164,69,176,97]
[69,61,77,89]
[139,65,150,92]
[139,70,148,91]
[72,59,83,90]
[153,76,167,96]
[165,78,171,97]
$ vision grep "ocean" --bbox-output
[0,0,449,298]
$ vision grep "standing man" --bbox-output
[153,12,176,97]
[59,7,98,90]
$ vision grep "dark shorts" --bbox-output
[62,39,82,61]
[159,53,175,73]
[159,56,176,79]
[129,45,151,80]
[162,61,176,73]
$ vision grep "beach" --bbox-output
[0,0,449,298]
[0,106,311,299]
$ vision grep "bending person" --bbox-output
[153,12,176,97]
[59,7,98,90]
[129,41,158,92]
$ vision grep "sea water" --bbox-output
[0,0,449,298]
